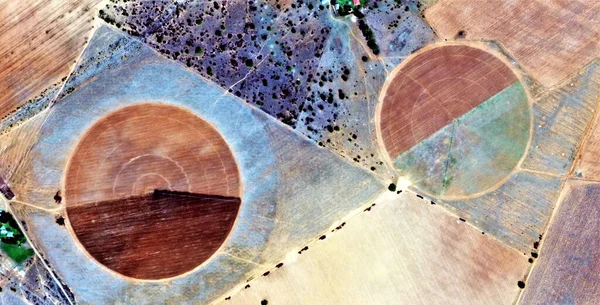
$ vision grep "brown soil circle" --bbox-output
[378,44,519,160]
[64,103,241,280]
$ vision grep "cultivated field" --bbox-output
[0,0,99,119]
[379,44,518,159]
[425,0,600,87]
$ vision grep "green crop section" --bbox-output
[0,210,34,263]
[1,243,33,264]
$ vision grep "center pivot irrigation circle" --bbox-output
[64,103,242,280]
[378,44,531,199]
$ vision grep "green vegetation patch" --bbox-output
[0,210,34,263]
[1,243,33,264]
[334,0,368,16]
[337,0,368,7]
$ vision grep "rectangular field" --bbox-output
[519,181,600,304]
[425,0,600,87]
[0,0,100,119]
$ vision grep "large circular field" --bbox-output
[378,44,530,199]
[64,103,241,280]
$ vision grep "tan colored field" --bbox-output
[520,181,600,304]
[0,0,100,119]
[65,103,240,205]
[220,192,529,305]
[425,0,600,88]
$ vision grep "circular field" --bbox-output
[378,44,530,199]
[64,103,241,280]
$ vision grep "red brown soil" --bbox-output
[67,191,241,280]
[379,45,517,159]
[64,103,241,280]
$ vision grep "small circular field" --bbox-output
[64,103,241,280]
[378,44,531,199]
